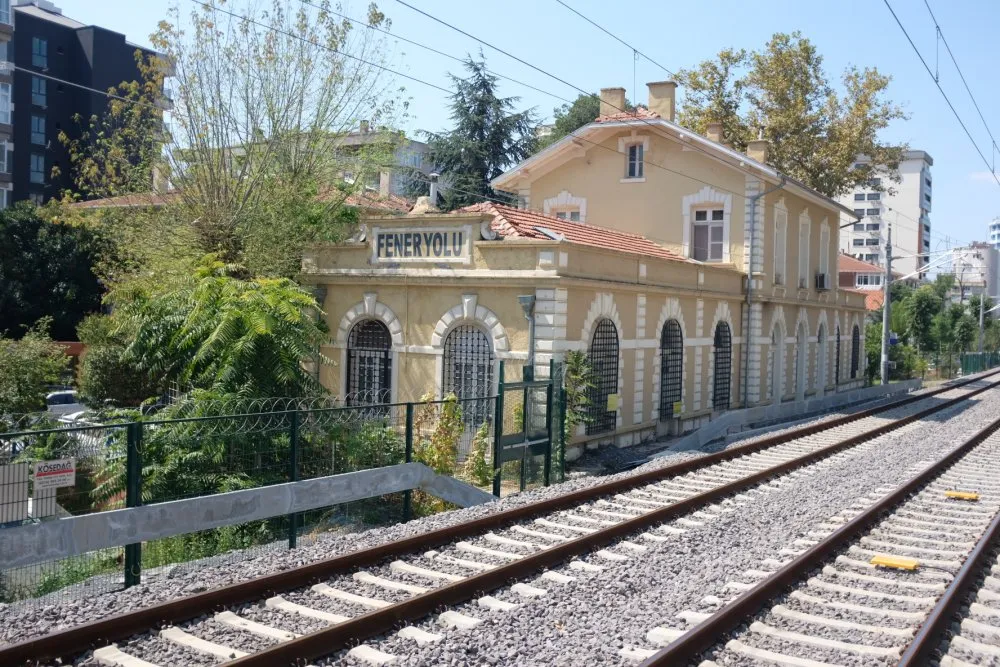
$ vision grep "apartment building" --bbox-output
[989,217,1000,251]
[0,1,157,206]
[837,150,933,278]
[950,242,999,301]
[339,121,432,198]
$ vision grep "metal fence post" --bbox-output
[124,421,143,588]
[559,387,567,483]
[403,402,414,521]
[287,410,299,549]
[492,361,505,498]
[543,360,554,487]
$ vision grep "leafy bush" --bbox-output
[462,422,493,487]
[0,321,70,418]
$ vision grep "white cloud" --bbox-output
[969,171,999,183]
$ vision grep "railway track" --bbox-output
[6,371,1000,667]
[634,400,1000,667]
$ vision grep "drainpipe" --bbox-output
[518,294,536,380]
[742,176,786,408]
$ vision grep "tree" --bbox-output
[536,93,634,151]
[955,314,977,353]
[109,257,329,397]
[63,1,404,280]
[902,285,940,353]
[76,315,160,407]
[0,322,70,416]
[0,203,110,340]
[675,32,906,197]
[423,56,537,210]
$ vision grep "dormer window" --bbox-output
[626,143,644,179]
[617,134,649,183]
[693,209,724,262]
[553,209,581,222]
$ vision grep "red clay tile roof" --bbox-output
[68,191,182,209]
[342,190,413,213]
[594,106,661,124]
[837,253,883,274]
[841,287,884,311]
[460,202,690,263]
[69,188,413,214]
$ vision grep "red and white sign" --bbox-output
[33,459,76,490]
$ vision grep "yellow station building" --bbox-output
[302,82,869,459]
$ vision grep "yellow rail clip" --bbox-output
[870,554,920,571]
[945,490,980,501]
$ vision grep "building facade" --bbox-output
[303,82,868,458]
[837,150,933,278]
[3,1,156,206]
[339,121,432,198]
[989,217,1000,251]
[950,243,999,302]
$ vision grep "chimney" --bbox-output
[706,122,723,144]
[747,139,769,164]
[599,87,626,117]
[359,120,370,134]
[428,172,440,204]
[646,81,677,122]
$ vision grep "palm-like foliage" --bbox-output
[110,257,328,397]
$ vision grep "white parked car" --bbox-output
[45,391,85,416]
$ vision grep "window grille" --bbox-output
[443,324,494,425]
[586,318,619,435]
[835,326,841,385]
[850,325,860,379]
[659,319,683,421]
[346,319,392,406]
[713,322,732,410]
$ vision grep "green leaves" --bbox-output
[109,257,328,398]
[423,56,538,210]
[675,32,906,197]
[0,322,70,417]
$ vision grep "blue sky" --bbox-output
[57,0,1000,250]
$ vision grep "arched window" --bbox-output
[346,320,392,405]
[850,324,861,379]
[770,326,783,402]
[443,324,495,424]
[713,322,732,410]
[659,319,683,421]
[586,318,619,435]
[795,322,807,400]
[835,325,841,385]
[816,324,827,392]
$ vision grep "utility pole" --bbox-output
[979,290,985,354]
[880,222,892,385]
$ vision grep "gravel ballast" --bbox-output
[321,385,1000,666]
[0,378,992,665]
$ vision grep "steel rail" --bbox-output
[3,371,998,665]
[639,411,1000,666]
[896,503,1000,665]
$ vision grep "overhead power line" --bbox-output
[882,0,1000,188]
[922,0,1000,170]
[552,0,677,79]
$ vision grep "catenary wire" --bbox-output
[922,0,1000,164]
[551,0,677,79]
[882,0,1000,188]
[297,0,575,104]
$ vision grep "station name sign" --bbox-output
[371,225,473,264]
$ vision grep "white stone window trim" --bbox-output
[773,198,788,286]
[334,292,404,404]
[430,294,511,399]
[617,132,649,183]
[818,218,831,278]
[543,190,587,222]
[579,292,626,433]
[797,209,811,289]
[682,186,733,263]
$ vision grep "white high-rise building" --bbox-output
[950,243,999,302]
[989,217,1000,251]
[837,150,933,278]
